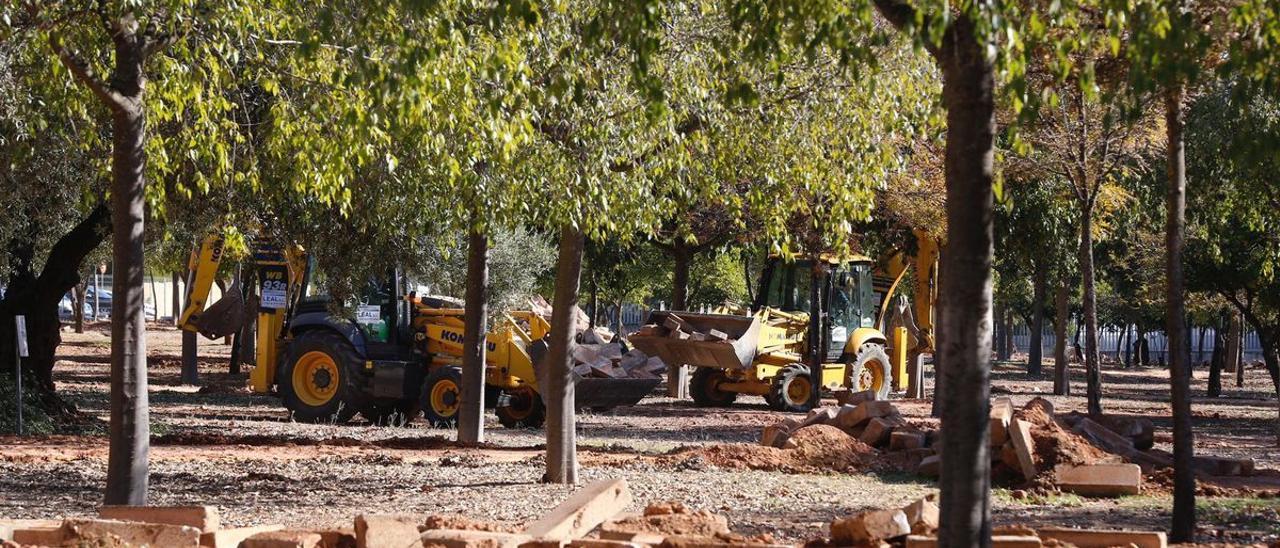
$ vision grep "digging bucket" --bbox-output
[627,311,761,371]
[574,377,663,410]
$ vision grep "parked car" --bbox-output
[58,294,93,319]
[65,287,155,319]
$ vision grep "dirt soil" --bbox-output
[2,324,1279,544]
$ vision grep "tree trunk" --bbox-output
[1236,318,1246,388]
[1226,313,1241,374]
[180,329,198,385]
[1078,209,1103,416]
[667,241,693,398]
[73,282,86,333]
[171,271,181,326]
[994,301,1007,361]
[1196,325,1207,366]
[101,32,151,505]
[1028,262,1046,375]
[672,240,691,311]
[1208,321,1225,398]
[1054,283,1070,396]
[0,204,111,393]
[544,225,583,484]
[808,263,825,410]
[458,226,489,445]
[934,16,997,547]
[1163,84,1196,543]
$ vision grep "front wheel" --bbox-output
[496,386,545,429]
[848,342,891,400]
[689,367,737,407]
[768,365,815,412]
[280,330,366,424]
[420,366,463,427]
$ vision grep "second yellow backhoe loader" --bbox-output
[630,231,937,412]
[180,235,657,427]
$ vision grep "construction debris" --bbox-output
[571,342,666,382]
[1054,463,1142,497]
[829,509,909,545]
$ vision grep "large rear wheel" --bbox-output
[848,342,891,400]
[420,366,464,427]
[496,386,545,429]
[280,330,366,424]
[768,365,815,413]
[689,367,738,407]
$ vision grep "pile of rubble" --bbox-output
[760,393,1259,498]
[0,480,783,548]
[570,328,667,381]
[635,314,732,343]
[817,494,1169,547]
[759,391,939,474]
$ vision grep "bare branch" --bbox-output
[47,34,128,110]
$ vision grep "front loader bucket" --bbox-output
[192,283,245,340]
[627,311,761,371]
[574,377,662,411]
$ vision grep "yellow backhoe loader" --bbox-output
[179,235,657,427]
[630,231,937,412]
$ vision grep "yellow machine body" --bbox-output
[412,307,551,393]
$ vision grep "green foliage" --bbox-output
[416,227,557,316]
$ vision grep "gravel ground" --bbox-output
[2,323,1279,544]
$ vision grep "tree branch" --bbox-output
[47,35,128,110]
[872,0,940,58]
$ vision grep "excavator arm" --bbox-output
[177,234,244,339]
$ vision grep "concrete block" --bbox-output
[800,406,839,428]
[100,505,220,532]
[835,390,877,407]
[829,509,909,545]
[64,518,201,547]
[890,430,926,451]
[917,455,941,477]
[838,400,899,430]
[906,535,1042,547]
[901,497,938,534]
[8,520,66,546]
[1037,527,1166,548]
[422,529,531,548]
[200,525,285,548]
[859,416,903,447]
[355,514,422,548]
[1073,418,1136,456]
[242,530,323,548]
[1008,418,1039,481]
[524,479,631,541]
[1055,463,1141,497]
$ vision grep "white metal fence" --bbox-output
[1007,322,1266,363]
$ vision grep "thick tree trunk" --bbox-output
[0,204,111,391]
[808,264,825,410]
[672,241,691,311]
[544,225,584,484]
[180,266,199,385]
[1164,84,1196,543]
[180,330,198,385]
[74,283,86,334]
[1029,262,1046,375]
[1079,209,1103,416]
[1196,325,1207,365]
[458,227,489,445]
[1208,323,1225,398]
[934,16,997,547]
[1054,283,1070,396]
[102,33,151,505]
[667,241,693,398]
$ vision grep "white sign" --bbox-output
[15,315,28,357]
[260,280,288,310]
[356,305,382,324]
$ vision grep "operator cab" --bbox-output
[753,257,881,360]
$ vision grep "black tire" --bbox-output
[280,330,367,424]
[689,367,738,407]
[420,366,464,428]
[496,386,546,429]
[768,365,815,413]
[361,400,417,426]
[848,342,892,400]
